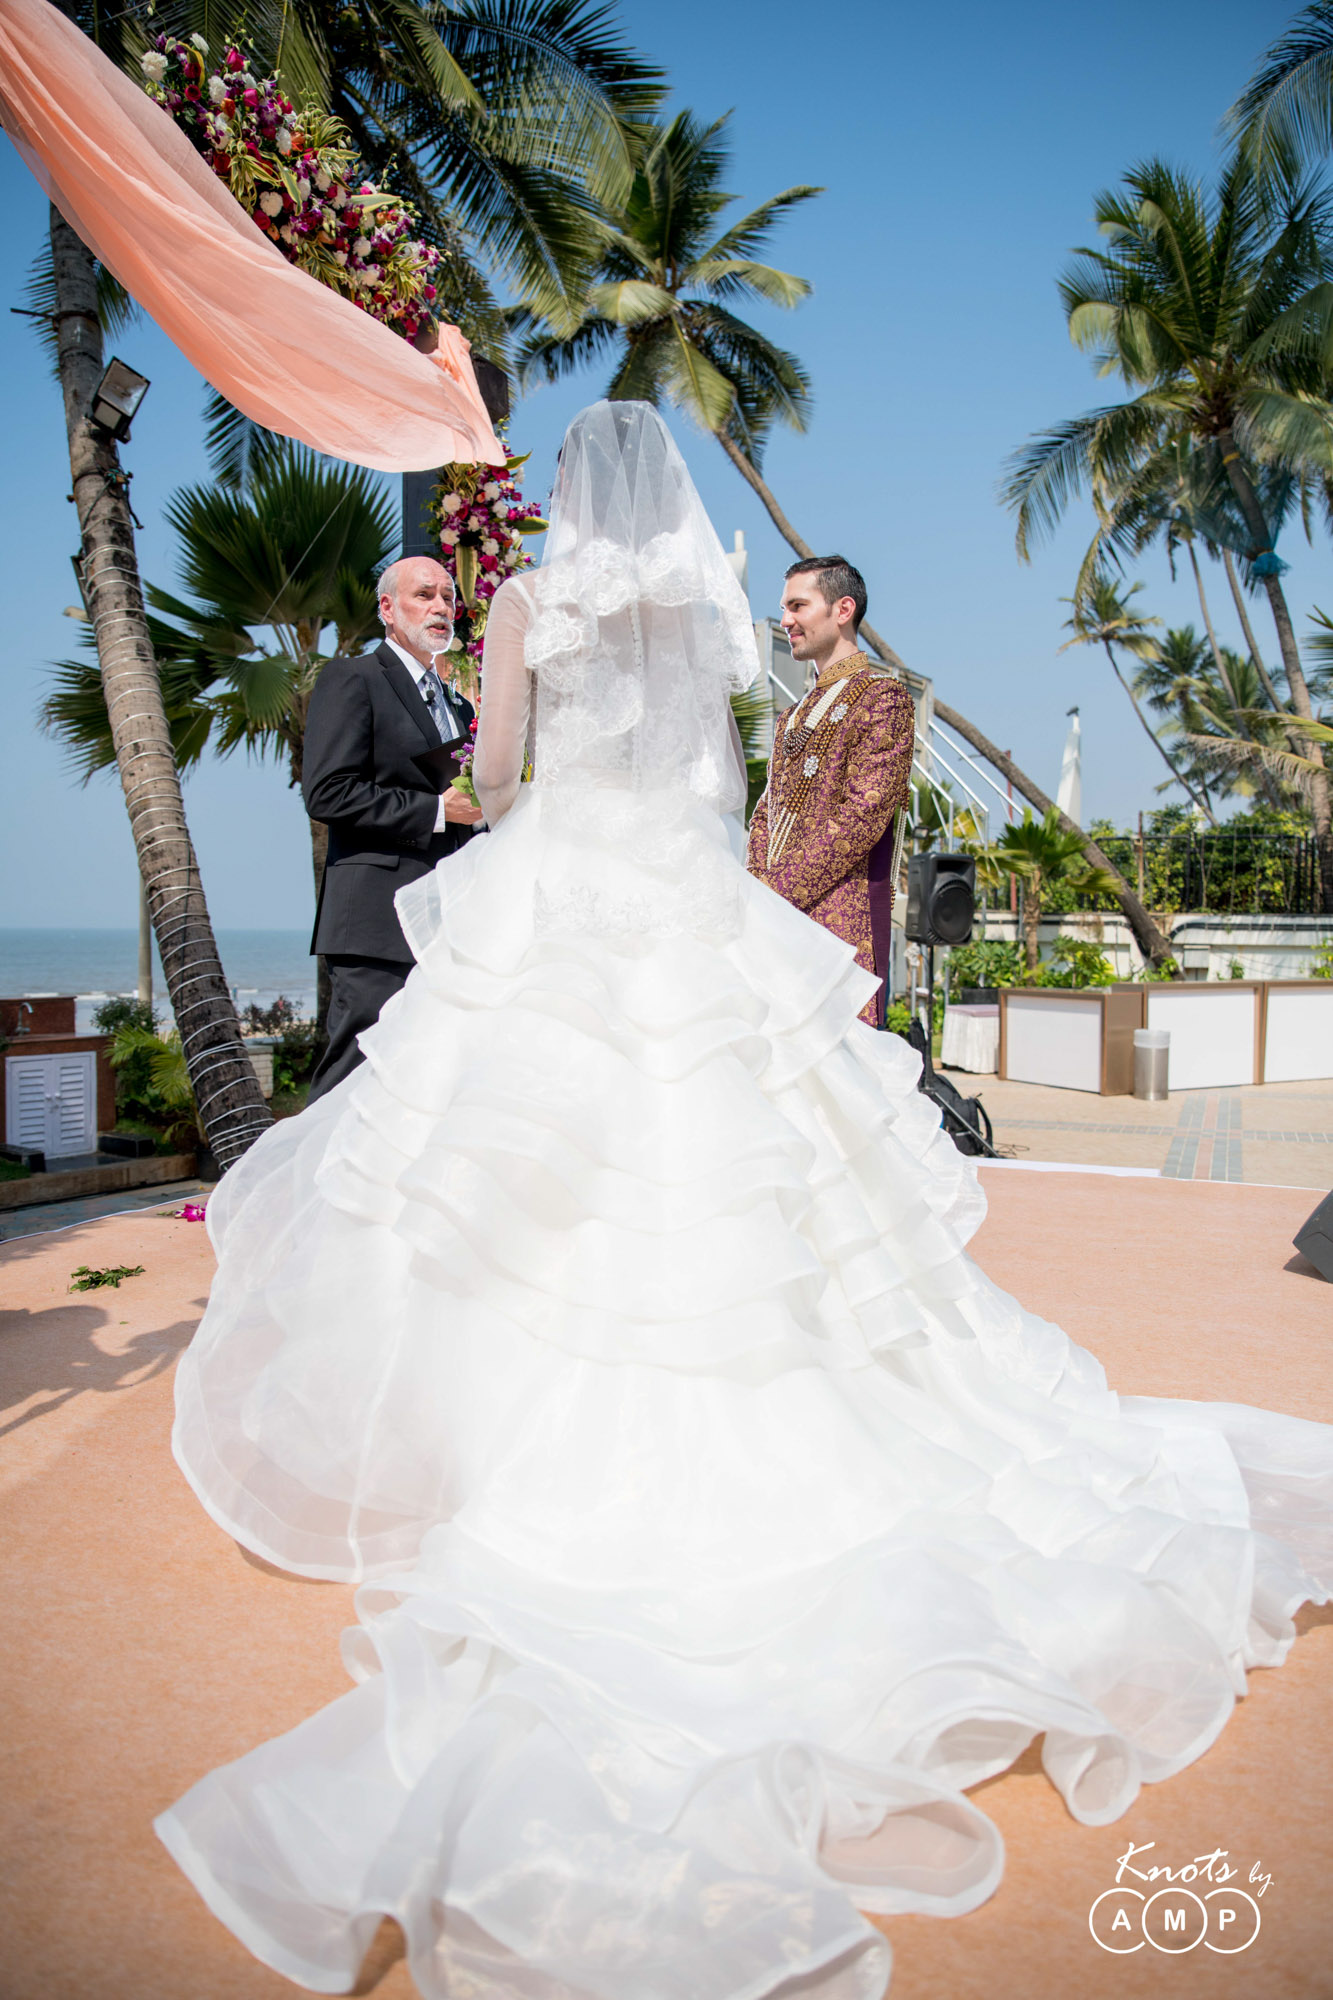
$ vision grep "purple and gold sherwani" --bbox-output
[748,653,915,1024]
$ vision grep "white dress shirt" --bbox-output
[382,638,465,833]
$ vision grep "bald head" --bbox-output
[378,556,456,667]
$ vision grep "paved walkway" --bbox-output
[0,1180,207,1244]
[944,1071,1333,1188]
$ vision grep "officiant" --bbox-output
[302,555,482,1102]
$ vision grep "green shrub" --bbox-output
[93,996,158,1036]
[107,1024,202,1149]
[273,1020,320,1093]
[1312,938,1333,979]
[1034,936,1117,988]
[947,939,1022,989]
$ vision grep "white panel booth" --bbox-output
[1144,984,1262,1092]
[1262,982,1333,1084]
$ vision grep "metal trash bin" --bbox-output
[1133,1026,1170,1101]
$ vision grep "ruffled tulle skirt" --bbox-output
[157,788,1333,1999]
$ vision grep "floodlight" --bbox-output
[91,357,150,441]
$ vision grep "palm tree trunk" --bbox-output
[1217,427,1333,908]
[715,430,1176,967]
[1222,545,1312,772]
[1186,544,1280,810]
[1021,873,1041,973]
[1101,638,1219,824]
[51,205,271,1170]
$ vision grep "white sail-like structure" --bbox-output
[1057,707,1082,825]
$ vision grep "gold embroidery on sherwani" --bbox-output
[763,653,897,867]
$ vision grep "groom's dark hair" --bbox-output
[784,555,867,633]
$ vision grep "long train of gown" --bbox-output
[158,787,1333,2000]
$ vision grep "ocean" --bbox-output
[0,928,316,1032]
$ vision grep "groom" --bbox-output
[747,556,915,1026]
[303,555,483,1102]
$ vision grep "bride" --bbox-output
[158,401,1332,2000]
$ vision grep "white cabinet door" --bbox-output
[5,1052,98,1157]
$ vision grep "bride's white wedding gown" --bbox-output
[157,412,1333,2000]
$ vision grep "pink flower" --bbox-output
[243,86,258,106]
[226,47,244,70]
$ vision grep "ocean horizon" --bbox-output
[0,927,317,1031]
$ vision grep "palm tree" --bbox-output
[262,0,664,338]
[516,110,820,475]
[1003,156,1333,906]
[980,810,1121,974]
[1229,1,1333,185]
[1064,433,1310,802]
[1059,576,1221,820]
[42,200,272,1171]
[1132,625,1219,810]
[43,445,397,1042]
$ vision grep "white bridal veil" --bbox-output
[525,400,759,814]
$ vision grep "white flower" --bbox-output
[296,177,311,200]
[208,74,226,103]
[441,492,463,514]
[481,537,499,556]
[482,481,500,500]
[259,190,284,217]
[332,185,348,206]
[440,529,459,548]
[503,549,519,567]
[803,754,819,777]
[316,169,332,192]
[279,224,295,243]
[510,528,523,546]
[140,50,168,79]
[359,268,380,289]
[190,33,208,51]
[353,237,371,257]
[276,127,293,156]
[333,249,348,266]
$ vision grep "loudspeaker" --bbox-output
[906,853,976,946]
[1294,1189,1333,1281]
[401,467,442,559]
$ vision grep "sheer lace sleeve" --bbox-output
[474,575,535,827]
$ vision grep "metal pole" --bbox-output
[138,874,153,1015]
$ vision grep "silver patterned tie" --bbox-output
[419,669,450,742]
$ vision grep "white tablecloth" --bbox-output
[940,1004,999,1074]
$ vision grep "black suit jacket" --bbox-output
[303,642,477,961]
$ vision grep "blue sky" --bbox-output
[1,0,1322,933]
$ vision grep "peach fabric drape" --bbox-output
[0,0,504,471]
